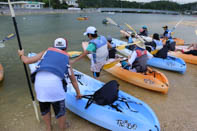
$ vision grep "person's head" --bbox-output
[142,25,147,30]
[162,25,168,30]
[54,38,67,50]
[153,33,160,40]
[131,32,136,38]
[107,35,112,43]
[83,26,98,39]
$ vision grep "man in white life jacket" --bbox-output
[71,26,110,79]
[18,38,81,131]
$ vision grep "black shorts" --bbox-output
[92,72,100,78]
[39,99,66,119]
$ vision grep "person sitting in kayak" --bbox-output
[71,26,110,79]
[162,25,173,39]
[145,33,163,53]
[121,44,151,73]
[139,25,148,37]
[177,44,197,56]
[128,32,137,43]
[18,38,82,131]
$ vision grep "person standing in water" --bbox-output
[71,26,109,79]
[18,38,82,131]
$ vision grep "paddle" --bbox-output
[0,33,16,43]
[116,40,141,50]
[8,0,40,122]
[106,17,121,28]
[106,17,128,32]
[103,59,120,70]
[124,23,147,48]
[171,18,184,35]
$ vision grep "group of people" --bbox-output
[17,24,197,131]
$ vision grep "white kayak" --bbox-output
[28,52,160,131]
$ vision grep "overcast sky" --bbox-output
[124,0,197,4]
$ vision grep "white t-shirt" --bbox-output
[34,71,65,102]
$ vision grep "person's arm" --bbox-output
[18,49,45,64]
[70,50,89,64]
[70,43,95,64]
[68,64,81,99]
[128,51,137,67]
[107,41,112,49]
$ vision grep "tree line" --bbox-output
[0,0,197,11]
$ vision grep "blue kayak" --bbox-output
[28,52,160,131]
[112,38,186,74]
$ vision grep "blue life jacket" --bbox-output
[36,47,69,79]
[163,29,172,39]
[89,35,108,63]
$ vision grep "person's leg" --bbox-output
[92,72,100,80]
[184,50,197,56]
[39,102,52,131]
[43,112,52,131]
[52,100,66,131]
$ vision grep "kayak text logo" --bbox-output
[144,79,154,85]
[116,120,137,130]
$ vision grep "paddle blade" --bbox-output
[68,51,82,58]
[106,17,118,26]
[103,60,120,69]
[116,45,126,50]
[125,23,137,34]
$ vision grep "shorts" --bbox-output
[39,99,66,119]
[92,72,100,78]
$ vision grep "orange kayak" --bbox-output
[0,64,4,82]
[161,38,184,45]
[77,17,88,20]
[169,51,197,65]
[82,42,169,94]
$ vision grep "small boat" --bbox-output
[112,38,186,74]
[82,42,169,94]
[77,17,88,21]
[28,52,160,131]
[0,64,4,82]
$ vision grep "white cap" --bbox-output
[54,38,67,49]
[83,26,97,36]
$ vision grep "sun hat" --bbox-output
[83,26,97,36]
[54,38,67,50]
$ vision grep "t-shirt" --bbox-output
[86,42,96,52]
[34,71,65,102]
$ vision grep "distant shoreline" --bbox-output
[0,8,99,16]
[0,8,183,16]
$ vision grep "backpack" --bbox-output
[83,80,119,109]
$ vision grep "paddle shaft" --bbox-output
[8,0,39,122]
[12,16,35,100]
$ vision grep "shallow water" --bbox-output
[0,12,197,131]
